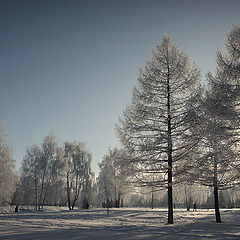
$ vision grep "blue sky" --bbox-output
[0,0,239,173]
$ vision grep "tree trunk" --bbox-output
[71,197,77,210]
[34,177,38,211]
[67,175,72,210]
[38,177,46,210]
[117,193,121,208]
[151,190,154,209]
[40,180,51,210]
[67,191,72,210]
[214,185,221,223]
[213,155,221,223]
[167,70,173,224]
[168,171,173,224]
[71,182,81,210]
[71,180,82,210]
[186,198,190,211]
[167,63,173,224]
[120,199,123,207]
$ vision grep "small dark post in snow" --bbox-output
[193,202,197,211]
[15,204,19,213]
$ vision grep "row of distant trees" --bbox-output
[97,148,240,211]
[0,129,129,210]
[0,130,127,210]
[1,127,240,215]
[14,134,94,211]
[0,129,96,210]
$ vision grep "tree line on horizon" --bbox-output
[1,131,240,218]
[0,24,240,224]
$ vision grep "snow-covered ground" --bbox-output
[0,207,240,239]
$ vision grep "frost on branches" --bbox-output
[0,127,16,205]
[116,35,201,223]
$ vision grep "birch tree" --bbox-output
[21,144,42,209]
[64,141,92,210]
[116,35,200,223]
[97,148,130,207]
[21,134,64,210]
[97,149,116,203]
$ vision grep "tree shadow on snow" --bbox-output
[0,209,240,240]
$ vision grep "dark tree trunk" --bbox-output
[186,198,190,211]
[214,185,221,223]
[151,175,154,210]
[71,197,77,210]
[167,168,173,224]
[213,156,221,223]
[151,190,154,209]
[34,177,38,211]
[167,67,173,224]
[67,193,72,210]
[117,194,121,208]
[120,199,123,207]
[67,177,72,210]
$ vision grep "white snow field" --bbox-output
[0,207,240,239]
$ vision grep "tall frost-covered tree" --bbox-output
[0,127,16,205]
[189,24,240,223]
[211,24,240,219]
[181,25,240,223]
[117,35,200,223]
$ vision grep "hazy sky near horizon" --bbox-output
[0,0,239,173]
